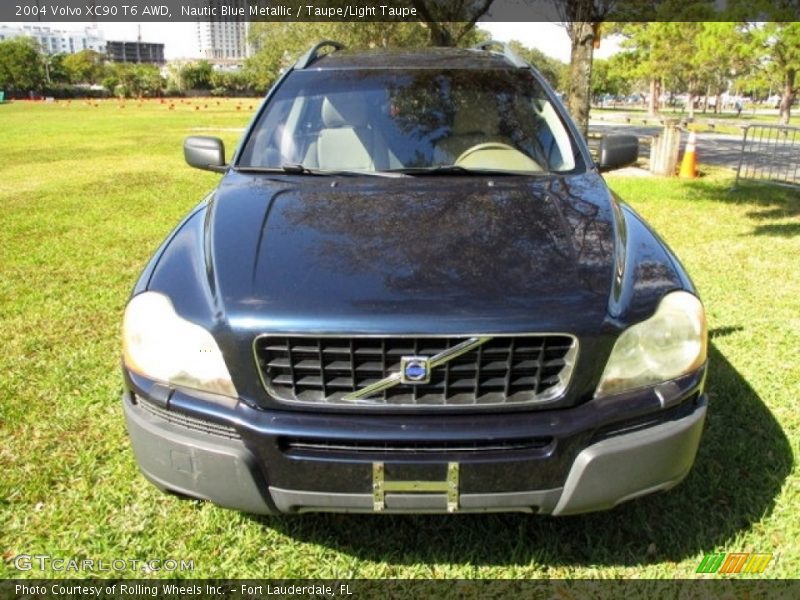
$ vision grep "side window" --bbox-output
[532,100,574,171]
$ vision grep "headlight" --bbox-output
[596,291,707,397]
[122,292,238,397]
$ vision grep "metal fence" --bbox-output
[735,124,800,188]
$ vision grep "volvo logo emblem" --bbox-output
[342,337,491,402]
[400,356,431,384]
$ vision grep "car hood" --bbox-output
[203,171,618,335]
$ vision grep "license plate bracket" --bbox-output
[372,462,459,512]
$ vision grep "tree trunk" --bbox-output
[427,24,453,47]
[779,68,796,125]
[648,78,658,116]
[567,21,596,139]
[688,91,695,119]
[412,1,493,48]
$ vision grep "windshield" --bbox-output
[237,68,581,174]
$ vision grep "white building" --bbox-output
[0,24,106,55]
[196,0,250,61]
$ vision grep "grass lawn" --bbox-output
[1,99,798,579]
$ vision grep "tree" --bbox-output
[758,23,800,124]
[244,2,495,92]
[0,37,46,92]
[105,63,165,98]
[136,64,166,97]
[616,23,659,115]
[46,53,70,85]
[62,49,107,85]
[618,22,706,116]
[734,62,781,102]
[245,22,431,92]
[180,60,213,90]
[693,23,755,114]
[410,0,494,46]
[652,23,706,118]
[210,70,251,96]
[507,40,568,91]
[557,0,614,138]
[591,54,634,103]
[615,1,729,116]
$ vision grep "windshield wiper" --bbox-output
[233,164,322,175]
[235,164,407,177]
[280,164,320,174]
[388,166,534,176]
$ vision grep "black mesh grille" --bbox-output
[138,397,241,440]
[254,335,575,407]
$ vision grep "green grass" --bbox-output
[1,100,798,579]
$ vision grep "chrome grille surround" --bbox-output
[253,333,578,408]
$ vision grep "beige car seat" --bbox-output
[304,96,390,170]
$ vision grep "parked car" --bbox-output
[121,42,708,515]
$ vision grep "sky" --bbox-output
[481,22,622,62]
[6,21,621,62]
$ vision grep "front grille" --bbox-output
[254,335,577,407]
[280,436,554,454]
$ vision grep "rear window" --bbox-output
[238,68,581,174]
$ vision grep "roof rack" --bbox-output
[294,40,345,69]
[472,40,528,69]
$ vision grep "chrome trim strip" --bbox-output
[342,372,402,401]
[252,333,579,409]
[429,336,491,368]
[341,336,490,402]
[254,332,578,339]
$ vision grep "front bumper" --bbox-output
[122,370,707,515]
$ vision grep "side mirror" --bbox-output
[184,136,226,172]
[597,135,639,172]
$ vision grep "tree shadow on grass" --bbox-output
[251,333,791,568]
[751,222,800,237]
[686,179,800,237]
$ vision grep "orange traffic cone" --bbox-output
[678,131,698,179]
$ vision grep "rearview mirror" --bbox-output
[184,136,226,172]
[597,135,639,172]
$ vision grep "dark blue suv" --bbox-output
[121,42,708,515]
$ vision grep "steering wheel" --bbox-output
[454,142,543,172]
